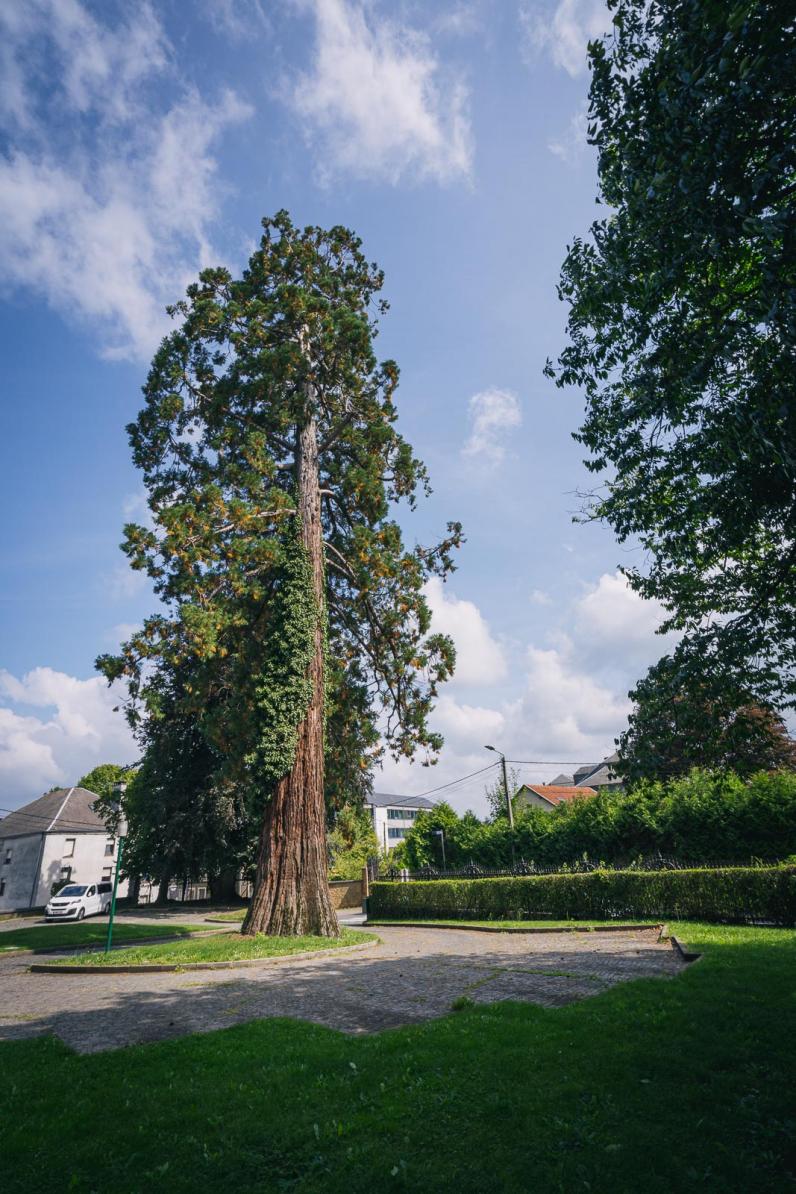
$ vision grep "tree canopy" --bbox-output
[617,654,796,785]
[98,212,461,935]
[547,0,796,705]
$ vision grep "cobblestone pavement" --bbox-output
[0,924,687,1054]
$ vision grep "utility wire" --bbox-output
[410,761,499,799]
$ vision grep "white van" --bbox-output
[45,882,113,920]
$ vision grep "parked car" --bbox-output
[45,882,113,920]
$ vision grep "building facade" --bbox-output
[365,792,436,851]
[0,787,128,912]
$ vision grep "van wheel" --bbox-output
[77,908,85,921]
[104,904,111,915]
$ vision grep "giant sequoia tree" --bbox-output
[548,0,796,703]
[99,213,460,937]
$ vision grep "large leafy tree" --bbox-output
[548,0,796,703]
[99,213,460,937]
[617,654,796,785]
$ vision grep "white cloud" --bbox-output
[290,0,472,185]
[0,668,136,803]
[462,387,522,466]
[377,570,673,814]
[530,588,552,606]
[519,0,609,77]
[106,563,148,601]
[548,103,589,163]
[425,578,507,686]
[0,1,251,360]
[203,0,271,41]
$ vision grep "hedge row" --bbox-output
[369,866,796,925]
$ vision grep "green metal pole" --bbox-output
[104,835,125,954]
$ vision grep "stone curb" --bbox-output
[2,927,230,959]
[30,936,380,974]
[366,921,664,935]
[667,933,702,962]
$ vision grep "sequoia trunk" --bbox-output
[243,412,338,937]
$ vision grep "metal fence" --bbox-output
[369,854,779,883]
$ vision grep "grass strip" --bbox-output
[367,917,662,931]
[0,922,207,953]
[48,927,375,967]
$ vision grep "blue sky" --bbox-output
[0,0,675,813]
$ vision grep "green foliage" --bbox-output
[76,763,130,799]
[327,804,378,880]
[547,0,796,704]
[120,670,253,888]
[244,523,319,786]
[618,656,796,785]
[399,771,796,869]
[370,866,796,926]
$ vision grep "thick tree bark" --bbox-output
[154,862,172,906]
[243,411,339,937]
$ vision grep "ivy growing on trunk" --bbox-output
[98,212,461,937]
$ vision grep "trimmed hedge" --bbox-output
[369,866,796,926]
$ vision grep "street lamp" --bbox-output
[484,745,515,829]
[433,828,447,871]
[104,781,128,954]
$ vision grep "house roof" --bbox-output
[578,763,622,788]
[549,772,574,786]
[0,788,106,839]
[519,784,597,806]
[367,792,436,811]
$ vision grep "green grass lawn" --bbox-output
[368,917,663,930]
[2,922,794,1192]
[206,907,247,921]
[0,921,208,953]
[51,927,375,967]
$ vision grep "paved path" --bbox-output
[0,924,686,1054]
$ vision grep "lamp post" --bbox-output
[434,828,447,871]
[105,781,128,955]
[484,745,514,829]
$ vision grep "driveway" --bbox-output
[0,923,686,1054]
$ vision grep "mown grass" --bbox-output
[368,917,663,930]
[206,908,247,922]
[51,927,376,966]
[0,921,206,953]
[2,923,794,1192]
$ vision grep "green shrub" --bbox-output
[369,866,796,926]
[400,770,796,871]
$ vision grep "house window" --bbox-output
[388,828,408,840]
[102,867,113,882]
[0,879,5,896]
[63,838,76,858]
[105,839,115,856]
[60,866,72,882]
[387,808,418,820]
[4,847,11,865]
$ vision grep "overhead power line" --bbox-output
[411,761,499,799]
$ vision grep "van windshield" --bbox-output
[58,886,87,897]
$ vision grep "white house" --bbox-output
[0,787,128,912]
[365,792,436,852]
